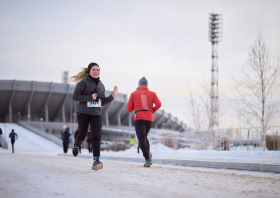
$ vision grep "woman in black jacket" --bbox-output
[71,62,118,170]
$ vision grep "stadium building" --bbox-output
[0,80,187,146]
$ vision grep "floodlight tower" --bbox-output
[209,13,222,130]
[62,71,69,84]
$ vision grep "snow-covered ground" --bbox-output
[97,143,280,164]
[1,124,280,197]
[1,153,280,198]
[1,122,280,164]
[0,123,61,151]
[125,143,280,158]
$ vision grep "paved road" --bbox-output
[1,153,280,198]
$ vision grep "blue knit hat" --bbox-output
[139,77,148,86]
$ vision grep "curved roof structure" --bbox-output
[0,80,186,132]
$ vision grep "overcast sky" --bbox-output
[1,0,280,129]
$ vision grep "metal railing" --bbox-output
[147,126,280,151]
[19,121,135,148]
[18,120,62,146]
[0,135,8,149]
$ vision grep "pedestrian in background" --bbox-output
[74,128,81,154]
[0,127,2,136]
[130,137,135,148]
[71,62,118,170]
[61,128,71,153]
[9,129,18,153]
[127,77,162,167]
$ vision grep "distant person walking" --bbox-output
[9,129,18,153]
[61,128,71,153]
[0,127,2,135]
[87,129,92,153]
[71,62,118,171]
[127,77,162,167]
[74,128,81,154]
[130,137,135,148]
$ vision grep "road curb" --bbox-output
[58,154,280,173]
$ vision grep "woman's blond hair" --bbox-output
[70,62,99,83]
[70,68,88,83]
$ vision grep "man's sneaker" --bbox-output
[92,160,103,171]
[149,152,152,160]
[72,145,79,157]
[143,158,152,167]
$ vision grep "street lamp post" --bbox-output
[4,123,7,141]
[4,123,7,149]
[63,125,66,133]
[40,118,43,131]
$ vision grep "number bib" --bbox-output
[87,100,101,107]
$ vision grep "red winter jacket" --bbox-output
[127,85,162,121]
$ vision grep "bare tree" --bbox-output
[231,35,280,151]
[186,88,211,150]
[186,88,205,131]
[185,80,226,150]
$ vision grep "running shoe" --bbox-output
[92,160,103,171]
[72,145,79,157]
[143,158,152,167]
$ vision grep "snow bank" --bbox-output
[122,143,280,158]
[0,123,61,150]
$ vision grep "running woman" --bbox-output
[127,77,161,167]
[71,62,118,170]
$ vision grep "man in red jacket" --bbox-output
[127,77,162,167]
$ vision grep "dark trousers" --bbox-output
[135,120,152,160]
[63,145,68,153]
[87,139,92,153]
[11,140,15,150]
[75,113,102,156]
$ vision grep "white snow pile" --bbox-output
[0,123,61,151]
[123,142,280,158]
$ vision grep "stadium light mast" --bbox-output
[62,71,69,84]
[208,13,222,130]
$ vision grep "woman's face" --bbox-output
[90,66,100,78]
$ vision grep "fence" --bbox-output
[0,135,8,149]
[147,126,280,151]
[18,120,62,146]
[20,121,135,149]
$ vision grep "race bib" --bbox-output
[87,100,101,107]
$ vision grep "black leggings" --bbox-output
[134,120,152,160]
[63,145,68,153]
[11,140,15,150]
[75,113,102,156]
[87,139,92,153]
